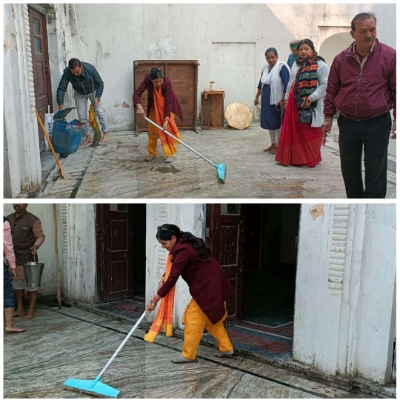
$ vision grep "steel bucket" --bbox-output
[23,262,45,290]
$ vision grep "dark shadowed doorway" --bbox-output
[241,204,300,332]
[206,204,300,359]
[206,204,300,327]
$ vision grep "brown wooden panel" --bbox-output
[96,205,134,302]
[29,7,52,152]
[133,60,198,132]
[201,91,225,129]
[218,225,239,266]
[206,204,245,324]
[110,260,129,293]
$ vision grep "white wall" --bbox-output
[354,206,396,383]
[294,204,396,384]
[48,3,396,131]
[3,203,97,302]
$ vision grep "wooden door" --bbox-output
[96,205,134,302]
[206,204,245,324]
[28,7,52,152]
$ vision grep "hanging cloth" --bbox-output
[153,85,182,157]
[144,254,175,342]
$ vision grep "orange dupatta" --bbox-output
[144,254,175,342]
[153,85,182,157]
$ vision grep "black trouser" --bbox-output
[338,112,391,198]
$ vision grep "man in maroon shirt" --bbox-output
[322,13,396,198]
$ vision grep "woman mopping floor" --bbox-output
[146,224,236,363]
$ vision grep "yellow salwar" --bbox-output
[181,299,233,360]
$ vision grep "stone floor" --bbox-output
[36,123,396,199]
[3,306,380,399]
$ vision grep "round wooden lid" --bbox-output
[224,102,253,130]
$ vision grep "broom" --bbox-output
[64,311,146,398]
[144,117,227,183]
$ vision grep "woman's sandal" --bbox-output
[215,350,238,359]
[171,355,198,364]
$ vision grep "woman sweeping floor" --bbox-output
[146,224,235,363]
[133,68,183,163]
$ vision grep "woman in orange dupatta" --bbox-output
[144,254,175,342]
[146,224,235,364]
[133,68,183,163]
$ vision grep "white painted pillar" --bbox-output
[3,4,42,197]
[61,204,97,302]
[294,204,396,384]
[146,204,204,327]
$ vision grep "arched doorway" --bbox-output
[319,32,353,67]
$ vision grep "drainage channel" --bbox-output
[47,306,330,398]
[68,148,96,198]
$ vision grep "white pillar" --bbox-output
[3,4,42,197]
[62,204,97,302]
[294,204,396,384]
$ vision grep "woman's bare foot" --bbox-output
[101,132,109,143]
[264,144,274,152]
[5,325,25,333]
[268,143,277,154]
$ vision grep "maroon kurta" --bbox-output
[133,74,183,122]
[157,242,233,324]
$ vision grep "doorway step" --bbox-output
[202,323,293,363]
[75,298,145,322]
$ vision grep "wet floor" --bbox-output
[4,306,378,398]
[37,124,396,199]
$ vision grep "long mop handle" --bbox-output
[144,117,218,168]
[95,311,147,382]
[35,110,65,179]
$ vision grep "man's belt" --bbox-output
[339,112,386,121]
